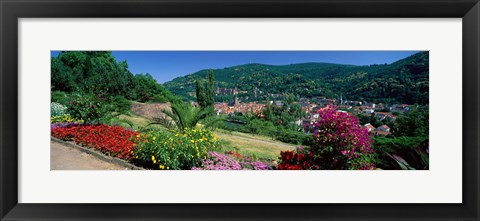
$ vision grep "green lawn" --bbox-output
[214,131,296,161]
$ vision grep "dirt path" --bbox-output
[51,141,130,170]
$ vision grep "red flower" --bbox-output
[51,124,139,160]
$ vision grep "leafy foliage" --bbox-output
[373,136,429,170]
[152,71,218,131]
[51,51,175,103]
[371,106,429,170]
[51,91,71,105]
[195,70,215,113]
[152,101,210,131]
[391,106,429,137]
[66,92,130,124]
[66,92,111,123]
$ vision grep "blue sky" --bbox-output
[51,51,419,83]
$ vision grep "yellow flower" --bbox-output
[152,136,156,141]
[190,140,195,143]
[151,155,155,161]
[135,156,138,159]
[167,166,169,170]
[159,165,165,169]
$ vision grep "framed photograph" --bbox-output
[1,0,479,220]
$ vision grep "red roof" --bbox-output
[376,131,390,136]
[364,124,376,129]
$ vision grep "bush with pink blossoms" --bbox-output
[279,106,376,170]
[193,151,270,170]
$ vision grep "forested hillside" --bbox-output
[164,52,428,104]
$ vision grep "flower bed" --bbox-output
[51,124,139,160]
[193,151,270,170]
[51,114,84,124]
[51,123,274,170]
[132,128,221,170]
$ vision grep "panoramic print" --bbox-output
[50,51,429,170]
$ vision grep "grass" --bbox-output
[214,130,296,161]
[216,128,277,142]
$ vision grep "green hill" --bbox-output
[163,52,429,105]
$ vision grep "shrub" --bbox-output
[277,146,317,170]
[133,128,220,170]
[278,106,376,170]
[51,91,70,105]
[51,124,139,159]
[111,96,132,114]
[51,102,68,117]
[66,92,113,123]
[273,129,314,145]
[152,94,170,103]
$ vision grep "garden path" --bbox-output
[50,141,130,170]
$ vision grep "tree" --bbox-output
[195,70,215,115]
[157,102,208,131]
[392,106,429,137]
[127,74,174,102]
[263,99,274,121]
[51,59,76,92]
[153,100,220,131]
[245,118,275,136]
[52,51,177,103]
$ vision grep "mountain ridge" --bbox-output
[164,52,429,105]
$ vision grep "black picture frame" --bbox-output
[1,0,479,220]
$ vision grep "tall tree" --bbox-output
[195,70,215,115]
